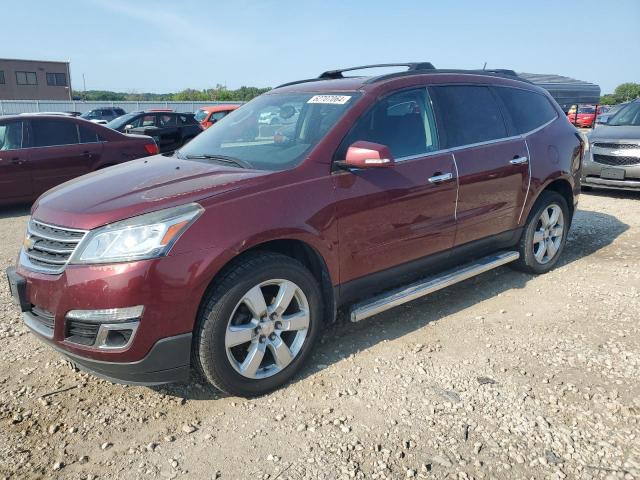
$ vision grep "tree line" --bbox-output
[600,83,640,105]
[73,85,270,102]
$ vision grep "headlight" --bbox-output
[70,203,203,264]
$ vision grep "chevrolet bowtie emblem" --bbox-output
[23,235,34,250]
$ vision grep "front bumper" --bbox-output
[581,148,640,191]
[6,247,217,384]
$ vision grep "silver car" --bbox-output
[583,99,640,191]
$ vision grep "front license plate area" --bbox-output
[601,167,625,180]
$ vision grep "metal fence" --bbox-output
[0,100,242,116]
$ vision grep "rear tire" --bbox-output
[193,252,322,397]
[512,191,570,274]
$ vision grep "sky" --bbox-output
[5,0,639,94]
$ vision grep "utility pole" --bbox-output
[83,74,86,101]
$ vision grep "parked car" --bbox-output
[566,105,601,128]
[593,102,630,129]
[582,99,640,191]
[80,107,127,124]
[106,111,203,152]
[194,104,242,129]
[6,63,583,397]
[0,115,158,206]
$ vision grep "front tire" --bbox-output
[193,252,322,397]
[512,191,570,274]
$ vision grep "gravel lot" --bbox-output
[1,190,639,480]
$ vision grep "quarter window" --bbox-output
[79,124,101,143]
[429,85,507,148]
[494,87,557,134]
[0,121,25,150]
[338,88,439,159]
[16,71,38,85]
[46,72,68,86]
[31,119,79,147]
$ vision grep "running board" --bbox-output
[349,251,520,322]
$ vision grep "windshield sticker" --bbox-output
[307,95,352,105]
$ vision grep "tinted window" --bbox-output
[79,124,101,143]
[32,120,79,147]
[338,88,438,159]
[159,114,177,127]
[494,87,557,134]
[430,85,507,148]
[0,121,25,150]
[46,72,67,86]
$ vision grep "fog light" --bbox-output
[65,306,143,349]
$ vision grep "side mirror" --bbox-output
[339,141,395,169]
[124,124,134,131]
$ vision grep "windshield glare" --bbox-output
[178,92,360,170]
[608,102,640,127]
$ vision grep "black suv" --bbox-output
[106,111,203,152]
[80,107,127,123]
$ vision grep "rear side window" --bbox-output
[494,87,557,134]
[0,121,25,150]
[159,114,177,126]
[79,124,101,143]
[337,88,439,159]
[31,119,79,147]
[429,85,507,148]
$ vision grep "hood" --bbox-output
[589,125,640,141]
[33,155,271,229]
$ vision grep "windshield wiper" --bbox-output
[182,154,250,169]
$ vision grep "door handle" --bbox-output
[83,151,93,159]
[428,172,453,184]
[10,157,26,166]
[510,156,528,165]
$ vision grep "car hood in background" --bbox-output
[32,155,272,230]
[589,125,640,141]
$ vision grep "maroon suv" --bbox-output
[0,115,158,206]
[6,64,583,397]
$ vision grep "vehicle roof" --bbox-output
[198,104,242,112]
[272,72,545,96]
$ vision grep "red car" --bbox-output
[0,115,158,206]
[566,105,601,128]
[194,104,242,129]
[7,64,583,397]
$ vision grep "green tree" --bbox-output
[600,82,640,104]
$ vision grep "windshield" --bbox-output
[608,102,640,126]
[194,109,208,122]
[106,112,138,130]
[177,92,360,171]
[80,110,97,119]
[578,106,595,114]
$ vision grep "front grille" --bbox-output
[30,306,55,335]
[592,142,640,150]
[593,154,640,167]
[23,219,87,274]
[65,319,100,346]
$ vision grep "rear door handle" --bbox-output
[428,172,453,183]
[510,156,528,165]
[10,157,26,166]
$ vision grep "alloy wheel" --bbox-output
[532,204,564,264]
[225,279,310,379]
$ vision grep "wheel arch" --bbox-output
[198,238,337,327]
[525,177,575,226]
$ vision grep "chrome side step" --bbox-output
[349,251,520,322]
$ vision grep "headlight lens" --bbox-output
[70,203,203,264]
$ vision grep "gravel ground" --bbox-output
[1,190,639,480]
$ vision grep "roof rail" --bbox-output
[318,62,435,79]
[365,68,531,85]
